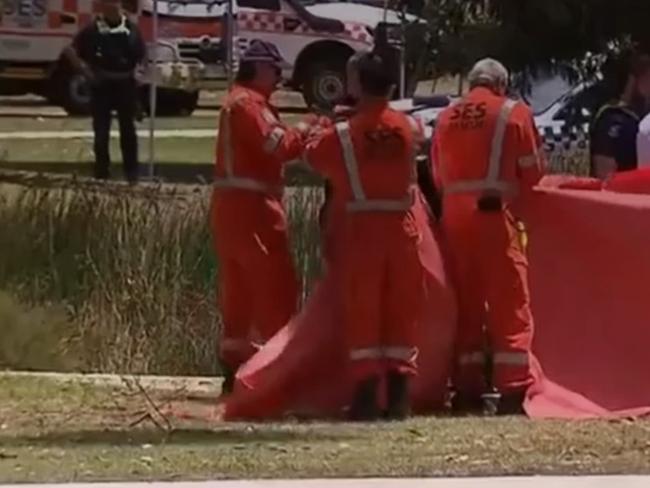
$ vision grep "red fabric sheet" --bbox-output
[221,172,650,421]
[524,173,650,418]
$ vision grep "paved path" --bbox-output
[0,129,215,139]
[2,477,650,488]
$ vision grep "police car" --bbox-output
[393,74,608,176]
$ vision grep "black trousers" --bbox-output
[90,78,139,182]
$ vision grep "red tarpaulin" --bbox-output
[524,174,650,418]
[219,172,650,421]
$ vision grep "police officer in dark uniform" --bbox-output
[590,52,650,180]
[65,0,146,183]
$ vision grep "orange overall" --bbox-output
[212,84,304,370]
[432,87,545,396]
[305,101,426,381]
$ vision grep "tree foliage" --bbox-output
[417,0,650,76]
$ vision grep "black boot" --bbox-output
[481,389,501,416]
[495,390,526,416]
[450,390,484,415]
[220,364,236,396]
[386,371,411,421]
[348,376,380,422]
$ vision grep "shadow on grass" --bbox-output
[0,426,353,448]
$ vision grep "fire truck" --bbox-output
[0,0,425,116]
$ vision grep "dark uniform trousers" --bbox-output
[90,77,139,182]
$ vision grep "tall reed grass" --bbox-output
[0,182,323,374]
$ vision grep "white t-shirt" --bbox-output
[636,113,650,168]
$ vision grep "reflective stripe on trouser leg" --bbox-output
[350,346,418,379]
[445,219,489,395]
[382,238,422,376]
[350,347,418,362]
[482,213,535,393]
[343,233,383,381]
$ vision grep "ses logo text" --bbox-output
[2,0,47,19]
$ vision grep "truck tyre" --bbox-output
[59,72,92,116]
[141,87,199,117]
[302,61,347,110]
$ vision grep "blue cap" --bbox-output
[241,39,290,69]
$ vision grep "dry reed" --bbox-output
[0,181,323,374]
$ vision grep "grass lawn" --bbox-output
[0,115,222,134]
[0,136,217,166]
[0,376,649,482]
[0,114,303,166]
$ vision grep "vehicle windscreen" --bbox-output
[518,73,575,115]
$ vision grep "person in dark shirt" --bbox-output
[64,0,146,183]
[590,52,650,179]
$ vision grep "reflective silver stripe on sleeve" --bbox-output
[263,126,286,154]
[335,121,366,201]
[261,108,278,124]
[216,94,282,195]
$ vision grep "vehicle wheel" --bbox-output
[302,62,347,110]
[60,72,92,116]
[176,90,199,116]
[141,87,199,117]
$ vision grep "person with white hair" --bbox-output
[467,58,510,92]
[431,57,546,415]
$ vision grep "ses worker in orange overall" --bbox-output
[304,52,425,421]
[432,58,545,414]
[212,40,311,393]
